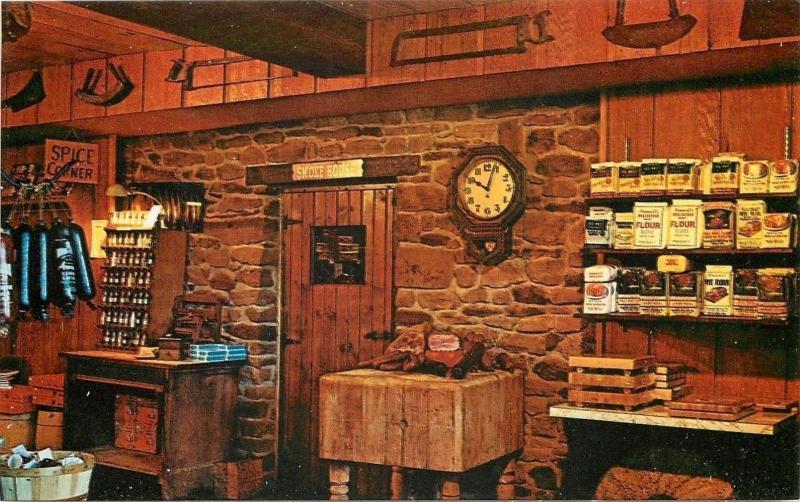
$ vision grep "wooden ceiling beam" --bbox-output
[71,1,367,77]
[3,42,798,143]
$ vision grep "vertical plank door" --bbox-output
[280,186,395,498]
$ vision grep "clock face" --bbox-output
[457,158,516,220]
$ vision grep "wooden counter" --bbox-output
[319,369,523,499]
[63,350,244,499]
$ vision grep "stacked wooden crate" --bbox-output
[568,355,657,411]
[666,397,756,421]
[651,364,691,402]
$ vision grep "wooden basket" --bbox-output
[0,452,95,501]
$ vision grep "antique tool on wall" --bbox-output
[739,0,800,40]
[1,70,45,112]
[390,11,553,66]
[74,64,134,107]
[2,3,31,43]
[603,0,697,49]
[165,56,297,91]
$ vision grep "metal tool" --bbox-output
[165,57,297,91]
[1,70,45,112]
[603,0,697,49]
[74,64,134,107]
[390,11,554,67]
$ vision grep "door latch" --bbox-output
[364,331,395,341]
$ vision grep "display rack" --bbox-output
[98,228,187,350]
[555,185,799,432]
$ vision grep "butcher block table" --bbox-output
[319,369,523,500]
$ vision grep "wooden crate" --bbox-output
[568,355,657,410]
[319,369,523,472]
[213,459,264,499]
[568,388,655,410]
[35,411,63,450]
[569,355,655,371]
[0,413,35,453]
[651,386,691,402]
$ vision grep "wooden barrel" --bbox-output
[0,452,95,501]
[0,412,35,454]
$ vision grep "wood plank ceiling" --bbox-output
[2,2,202,73]
[2,1,503,75]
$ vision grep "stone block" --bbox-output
[395,244,454,289]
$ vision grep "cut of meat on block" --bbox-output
[651,386,691,401]
[655,378,686,389]
[569,355,655,371]
[569,371,655,390]
[756,399,800,412]
[667,396,754,414]
[569,388,655,411]
[655,364,686,375]
[667,406,756,421]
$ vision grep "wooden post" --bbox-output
[390,466,405,500]
[496,457,516,500]
[329,463,350,501]
[440,473,460,500]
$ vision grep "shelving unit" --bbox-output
[99,228,187,350]
[587,191,799,204]
[584,247,795,255]
[577,313,792,326]
[554,180,799,435]
[550,404,798,436]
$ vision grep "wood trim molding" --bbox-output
[246,155,421,188]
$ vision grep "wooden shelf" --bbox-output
[587,191,799,203]
[584,247,795,255]
[578,313,791,326]
[549,404,798,436]
[89,445,163,476]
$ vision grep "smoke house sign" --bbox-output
[44,139,100,184]
[291,159,364,181]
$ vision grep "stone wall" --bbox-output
[123,94,598,498]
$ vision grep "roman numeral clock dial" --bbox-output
[449,145,526,265]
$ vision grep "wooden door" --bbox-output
[279,185,395,498]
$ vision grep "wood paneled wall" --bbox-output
[600,77,800,402]
[3,0,798,129]
[1,138,116,375]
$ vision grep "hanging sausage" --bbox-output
[29,223,50,321]
[68,220,96,303]
[13,221,32,318]
[48,220,78,316]
[0,225,13,336]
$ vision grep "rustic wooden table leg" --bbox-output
[497,457,517,500]
[390,466,405,500]
[440,473,460,500]
[329,463,350,501]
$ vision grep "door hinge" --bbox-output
[282,215,303,226]
[364,330,395,341]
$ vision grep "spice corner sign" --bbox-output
[44,139,99,184]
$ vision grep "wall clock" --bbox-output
[450,145,526,265]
